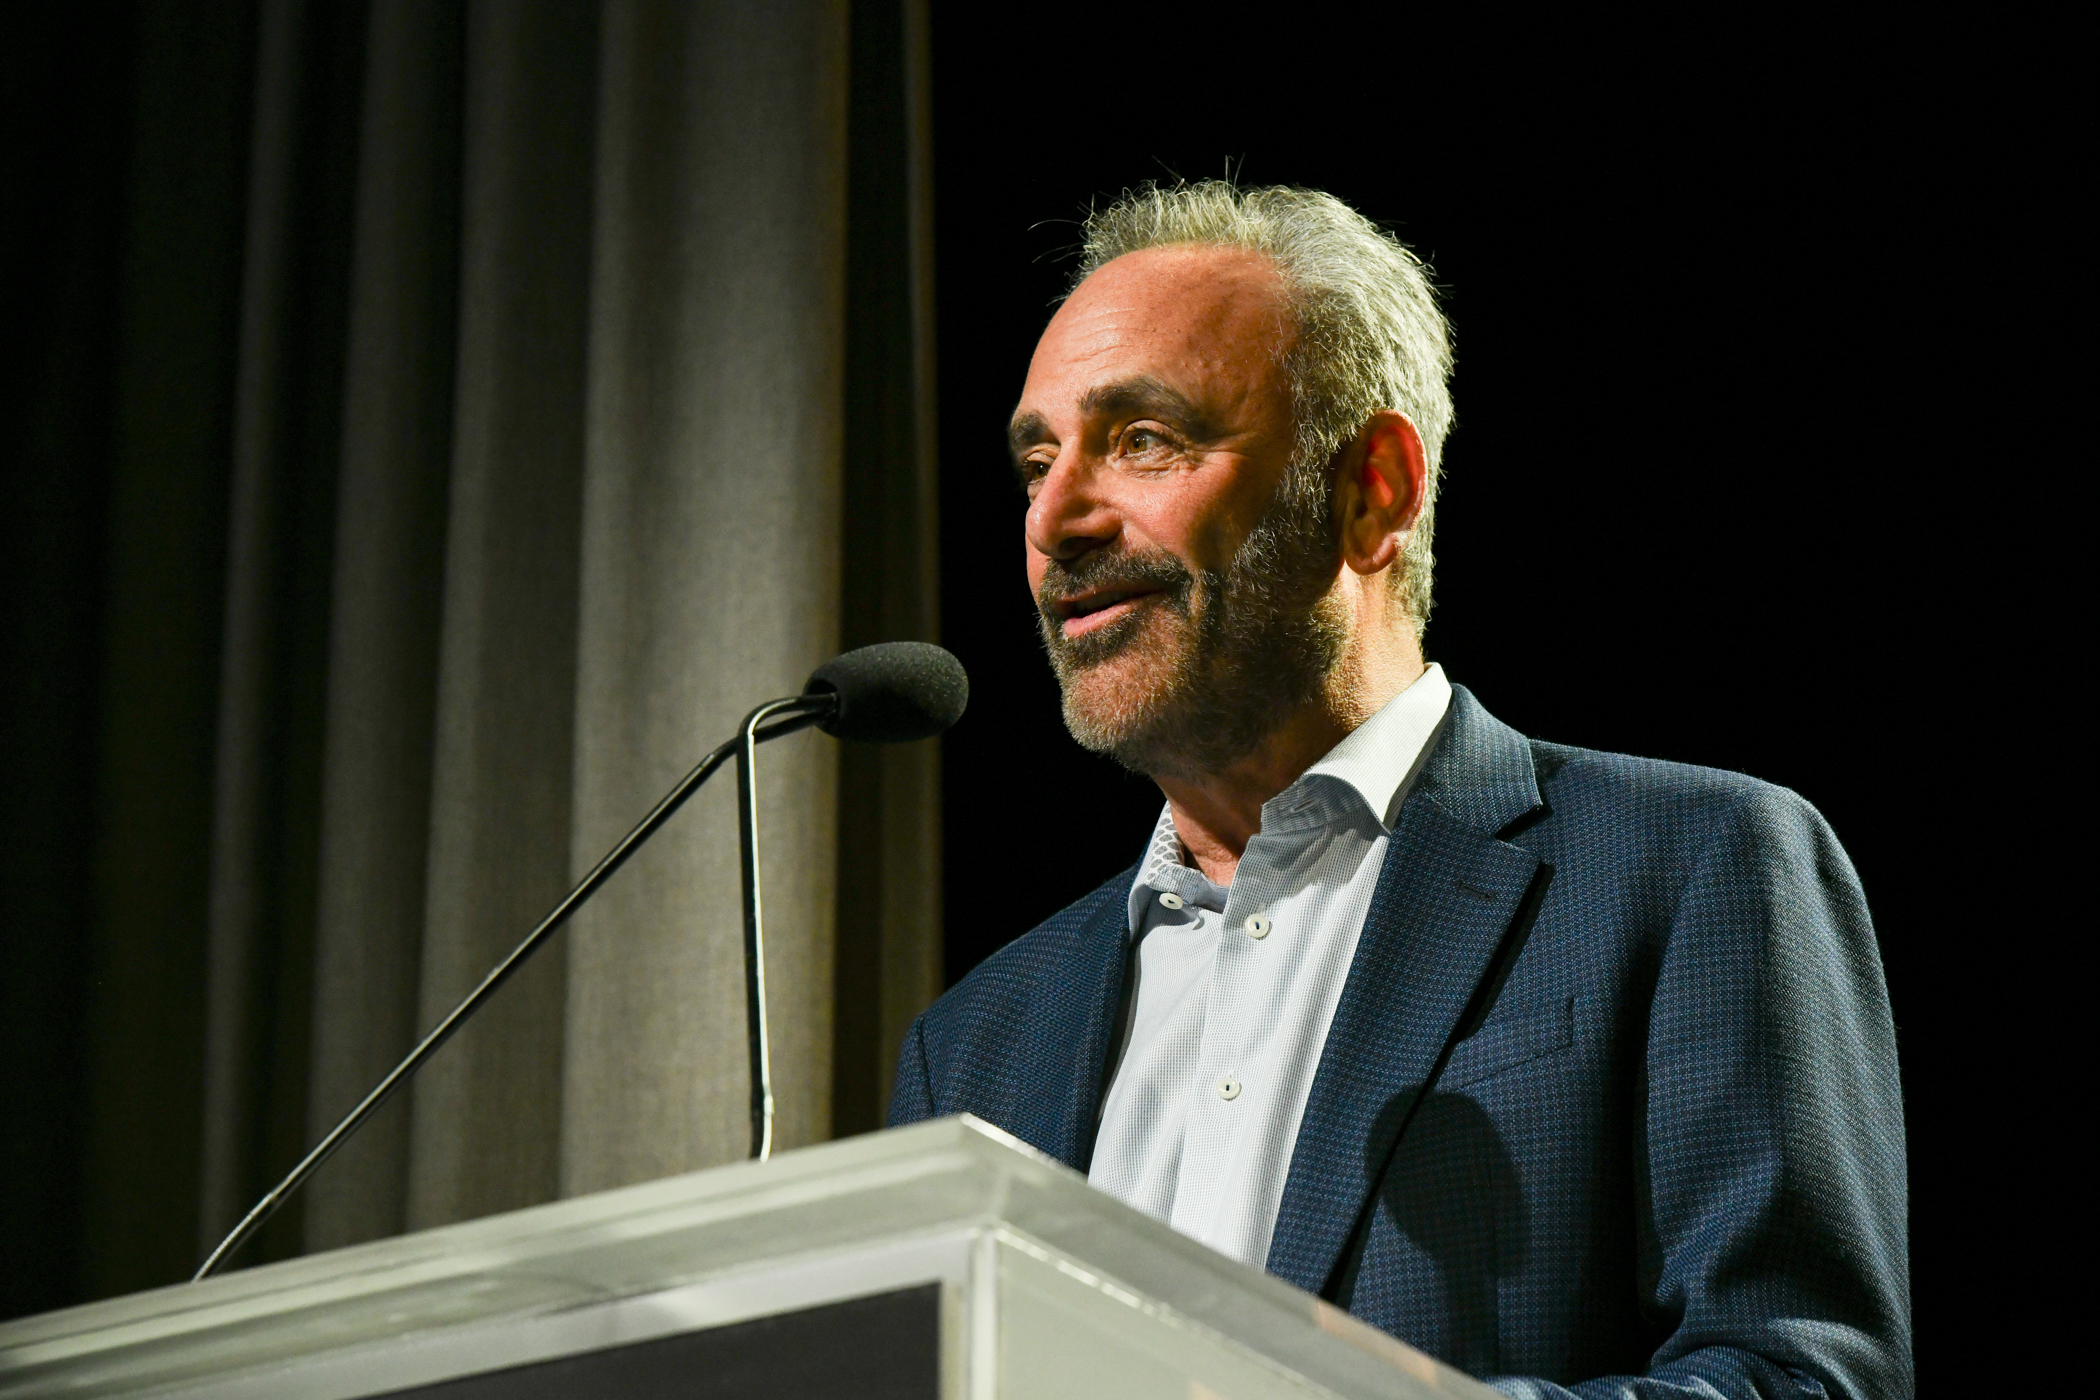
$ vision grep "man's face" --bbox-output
[1011,246,1343,778]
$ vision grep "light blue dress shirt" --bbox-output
[1087,664,1454,1269]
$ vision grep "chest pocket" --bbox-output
[1439,994,1575,1091]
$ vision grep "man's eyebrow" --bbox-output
[1078,376,1215,436]
[1008,410,1051,462]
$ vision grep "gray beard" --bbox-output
[1037,483,1345,780]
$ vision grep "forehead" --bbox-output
[1018,245,1291,420]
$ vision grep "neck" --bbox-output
[1156,641,1425,886]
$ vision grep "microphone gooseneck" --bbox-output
[736,694,810,1163]
[194,643,965,1281]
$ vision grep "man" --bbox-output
[889,183,1909,1398]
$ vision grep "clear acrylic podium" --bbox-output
[0,1115,1497,1399]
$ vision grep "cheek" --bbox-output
[1187,512,1236,574]
[1157,491,1238,576]
[1159,461,1262,571]
[1117,489,1197,566]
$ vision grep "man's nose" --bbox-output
[1025,454,1119,562]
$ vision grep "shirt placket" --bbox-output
[1169,816,1303,1245]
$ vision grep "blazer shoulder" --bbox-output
[1528,737,1829,833]
[1520,736,1864,925]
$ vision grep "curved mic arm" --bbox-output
[194,692,836,1281]
[736,695,820,1162]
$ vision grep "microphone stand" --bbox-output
[736,695,813,1163]
[194,693,835,1281]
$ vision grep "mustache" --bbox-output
[1035,547,1195,618]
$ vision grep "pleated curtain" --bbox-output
[4,0,940,1308]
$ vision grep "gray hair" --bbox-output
[1072,181,1455,636]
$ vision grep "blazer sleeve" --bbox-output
[1495,785,1912,1400]
[886,1015,938,1127]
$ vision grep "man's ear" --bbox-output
[1335,411,1427,577]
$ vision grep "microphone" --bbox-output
[196,643,967,1281]
[806,640,969,743]
[731,643,965,1165]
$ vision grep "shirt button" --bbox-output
[1158,891,1184,911]
[1244,915,1272,940]
[1216,1077,1242,1101]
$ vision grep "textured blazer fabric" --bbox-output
[889,687,1911,1399]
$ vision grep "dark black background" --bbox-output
[930,6,2073,1384]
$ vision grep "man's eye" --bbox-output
[1123,428,1166,455]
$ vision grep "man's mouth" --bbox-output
[1051,586,1164,638]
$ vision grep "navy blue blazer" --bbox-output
[890,687,1910,1398]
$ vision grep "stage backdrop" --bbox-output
[1,0,940,1314]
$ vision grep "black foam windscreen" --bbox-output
[804,642,968,744]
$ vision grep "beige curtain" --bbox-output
[190,0,938,1263]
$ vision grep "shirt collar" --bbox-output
[1125,664,1454,932]
[1128,804,1226,931]
[1290,661,1452,828]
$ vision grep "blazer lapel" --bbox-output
[993,866,1135,1171]
[1265,687,1545,1295]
